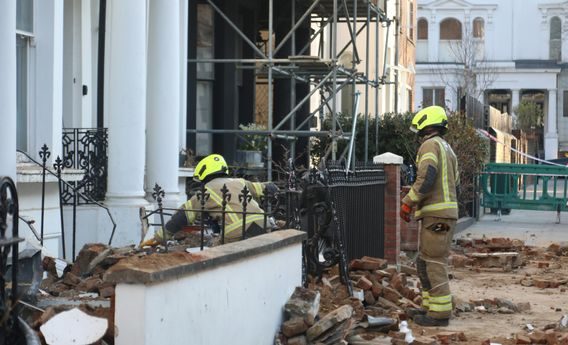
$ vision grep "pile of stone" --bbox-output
[453,297,530,315]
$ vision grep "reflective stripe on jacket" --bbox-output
[181,177,267,240]
[402,135,459,220]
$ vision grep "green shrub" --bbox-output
[310,111,488,217]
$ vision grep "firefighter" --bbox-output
[400,105,459,327]
[147,153,277,245]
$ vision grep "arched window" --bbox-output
[417,18,428,40]
[473,17,484,38]
[440,18,462,40]
[550,16,562,60]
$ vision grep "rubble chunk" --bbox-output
[285,287,321,322]
[282,317,308,338]
[357,277,374,291]
[515,334,531,344]
[528,330,547,344]
[287,335,308,345]
[350,257,388,271]
[306,304,353,341]
[40,308,108,345]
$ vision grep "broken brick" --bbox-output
[62,272,81,287]
[533,279,551,289]
[536,261,551,268]
[449,254,470,268]
[364,290,376,305]
[382,287,403,304]
[545,329,559,345]
[284,287,321,322]
[412,336,440,345]
[371,282,383,298]
[435,331,467,344]
[528,330,547,344]
[98,285,115,298]
[389,273,407,292]
[306,305,353,341]
[350,257,388,271]
[287,335,307,345]
[71,243,110,277]
[282,317,308,338]
[515,334,531,344]
[356,277,373,291]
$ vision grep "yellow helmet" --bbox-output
[410,105,448,134]
[193,154,228,182]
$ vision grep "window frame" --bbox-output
[16,0,35,152]
[473,17,485,39]
[422,87,446,107]
[417,18,428,40]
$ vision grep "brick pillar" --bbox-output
[374,153,402,265]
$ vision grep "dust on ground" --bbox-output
[415,257,568,344]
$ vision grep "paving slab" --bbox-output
[455,210,568,246]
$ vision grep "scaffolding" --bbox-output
[188,0,393,180]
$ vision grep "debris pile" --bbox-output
[512,315,568,345]
[451,237,526,271]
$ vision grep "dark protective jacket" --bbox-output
[167,177,273,242]
[401,135,459,220]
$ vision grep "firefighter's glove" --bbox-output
[400,203,412,223]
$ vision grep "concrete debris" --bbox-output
[40,307,108,345]
[284,287,321,325]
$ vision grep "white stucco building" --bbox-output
[415,0,568,159]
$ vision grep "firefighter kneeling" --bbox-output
[145,153,277,246]
[400,106,459,327]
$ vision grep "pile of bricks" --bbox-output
[512,317,568,345]
[450,237,527,271]
[275,256,427,345]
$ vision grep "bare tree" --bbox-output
[430,22,497,110]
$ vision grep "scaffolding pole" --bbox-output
[187,0,392,178]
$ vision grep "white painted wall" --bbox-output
[114,241,303,345]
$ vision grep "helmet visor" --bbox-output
[409,124,419,133]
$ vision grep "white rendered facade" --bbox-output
[415,0,568,159]
[1,0,189,258]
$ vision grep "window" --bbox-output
[440,18,462,40]
[417,18,428,40]
[422,88,445,107]
[562,90,568,117]
[16,0,34,152]
[473,18,484,38]
[550,16,562,61]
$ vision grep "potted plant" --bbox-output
[236,123,267,168]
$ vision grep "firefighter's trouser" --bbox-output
[416,216,455,320]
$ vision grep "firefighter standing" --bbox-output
[400,106,459,327]
[150,153,276,244]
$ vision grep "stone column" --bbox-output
[373,152,402,266]
[544,88,559,160]
[105,0,148,245]
[0,0,16,180]
[146,0,181,208]
[428,13,439,62]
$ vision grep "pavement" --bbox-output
[454,209,568,247]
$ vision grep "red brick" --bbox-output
[356,277,373,290]
[545,329,559,345]
[282,317,308,338]
[529,330,547,344]
[515,334,531,344]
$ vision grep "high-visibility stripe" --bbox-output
[252,182,263,197]
[184,199,197,224]
[415,202,457,217]
[207,187,239,224]
[421,291,430,307]
[224,214,265,234]
[434,137,450,203]
[429,295,452,304]
[420,152,438,165]
[408,188,419,202]
[428,302,453,312]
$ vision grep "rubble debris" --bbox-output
[284,287,321,325]
[40,307,108,345]
[306,304,353,341]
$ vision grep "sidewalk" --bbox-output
[454,209,568,246]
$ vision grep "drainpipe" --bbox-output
[96,0,106,128]
[394,0,400,113]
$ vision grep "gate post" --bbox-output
[373,152,403,265]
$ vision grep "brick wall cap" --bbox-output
[373,152,403,165]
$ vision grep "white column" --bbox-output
[428,14,439,62]
[104,0,148,245]
[0,0,16,180]
[34,0,64,161]
[545,88,559,160]
[81,0,93,128]
[146,0,181,207]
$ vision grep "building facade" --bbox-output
[415,0,568,159]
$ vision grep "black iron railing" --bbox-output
[17,148,117,261]
[0,177,24,344]
[62,128,108,205]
